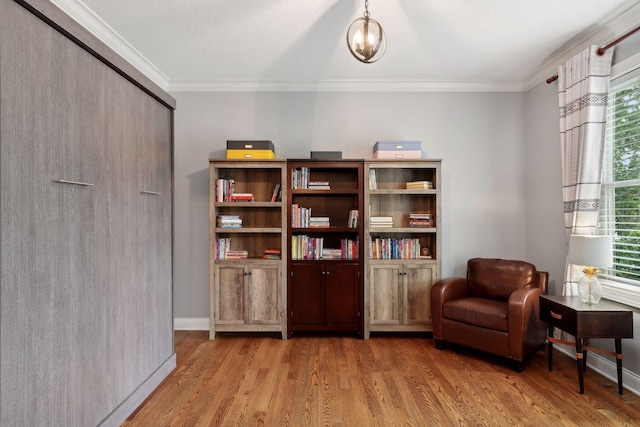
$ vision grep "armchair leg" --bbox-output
[434,339,445,350]
[511,361,525,372]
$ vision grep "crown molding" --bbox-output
[50,0,170,90]
[524,1,640,91]
[167,79,525,93]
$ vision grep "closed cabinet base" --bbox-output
[211,261,285,339]
[365,262,436,339]
[288,263,363,338]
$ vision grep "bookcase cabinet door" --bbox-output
[404,264,436,325]
[216,265,246,324]
[247,264,281,325]
[369,264,403,326]
[325,263,361,325]
[290,263,325,325]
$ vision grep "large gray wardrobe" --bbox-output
[1,0,175,425]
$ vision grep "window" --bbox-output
[599,72,640,306]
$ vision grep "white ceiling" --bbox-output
[55,0,640,91]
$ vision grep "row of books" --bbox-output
[217,215,242,228]
[369,237,430,260]
[291,235,359,260]
[291,167,332,190]
[214,178,254,202]
[215,238,249,259]
[291,204,313,227]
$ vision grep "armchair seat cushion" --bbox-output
[443,298,508,332]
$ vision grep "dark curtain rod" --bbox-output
[546,24,640,84]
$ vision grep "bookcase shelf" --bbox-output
[364,160,442,339]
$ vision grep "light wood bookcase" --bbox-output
[364,160,442,339]
[209,160,287,339]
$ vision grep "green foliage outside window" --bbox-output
[607,83,640,283]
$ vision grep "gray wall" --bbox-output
[172,91,527,320]
[523,81,567,296]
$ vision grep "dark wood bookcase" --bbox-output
[286,159,364,337]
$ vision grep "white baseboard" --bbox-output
[174,317,210,331]
[555,346,640,397]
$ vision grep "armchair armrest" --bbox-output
[432,277,468,304]
[508,286,545,360]
[431,278,468,340]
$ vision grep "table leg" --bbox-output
[575,337,585,394]
[615,338,624,395]
[547,324,554,371]
[583,338,588,372]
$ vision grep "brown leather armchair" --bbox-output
[431,258,548,371]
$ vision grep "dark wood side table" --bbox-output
[540,295,633,395]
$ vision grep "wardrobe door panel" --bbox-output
[0,1,106,425]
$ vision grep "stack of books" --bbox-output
[321,248,343,259]
[262,249,281,259]
[405,180,433,190]
[225,250,249,259]
[230,193,254,202]
[370,216,393,228]
[309,217,330,228]
[217,215,242,228]
[308,181,330,190]
[409,213,432,228]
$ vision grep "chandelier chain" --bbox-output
[364,0,370,18]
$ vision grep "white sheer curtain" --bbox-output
[558,45,613,296]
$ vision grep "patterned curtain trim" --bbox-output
[563,199,599,212]
[559,92,609,118]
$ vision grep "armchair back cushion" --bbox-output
[467,258,536,301]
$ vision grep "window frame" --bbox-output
[599,53,640,309]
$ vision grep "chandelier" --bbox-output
[346,0,386,63]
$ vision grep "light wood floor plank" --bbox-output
[123,331,640,426]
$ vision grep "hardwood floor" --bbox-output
[123,331,640,426]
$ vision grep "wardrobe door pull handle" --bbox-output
[54,179,94,187]
[141,190,161,195]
